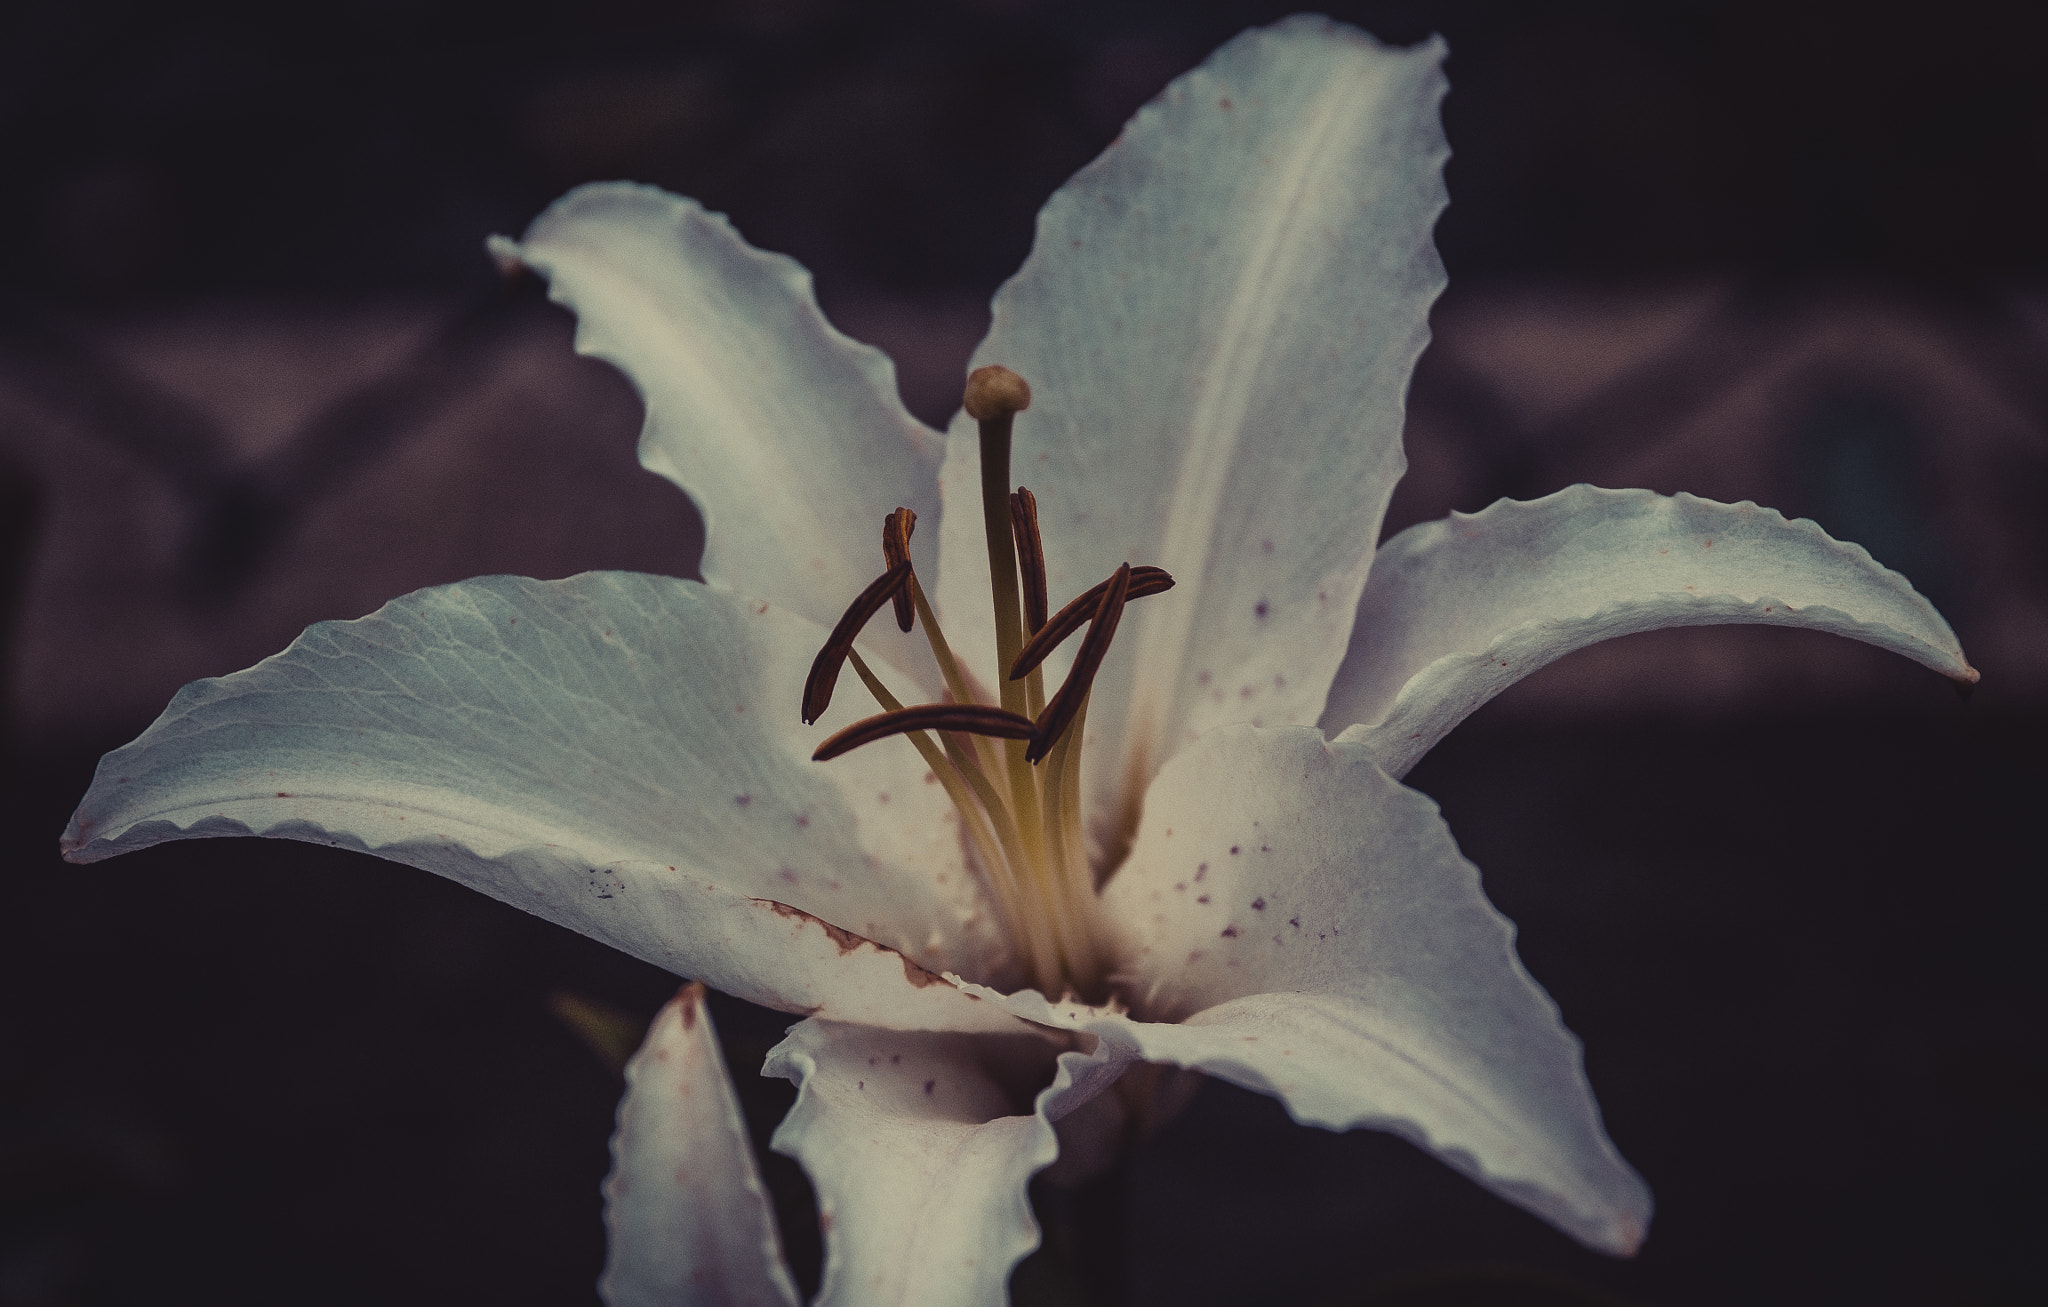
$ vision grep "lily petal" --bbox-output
[936,16,1448,804]
[1323,487,1978,778]
[1087,724,1651,1255]
[64,571,1027,1027]
[601,984,801,1307]
[764,1019,1132,1307]
[497,183,945,688]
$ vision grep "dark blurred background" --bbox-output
[1,2,2043,1304]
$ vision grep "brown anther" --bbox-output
[813,703,1037,762]
[1011,565,1174,680]
[1009,488,1048,634]
[882,508,917,633]
[1028,562,1132,764]
[963,365,1032,421]
[802,561,912,725]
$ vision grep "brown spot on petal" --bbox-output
[760,899,866,954]
[676,981,705,1030]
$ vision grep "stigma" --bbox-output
[798,366,1174,1001]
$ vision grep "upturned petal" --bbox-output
[1323,487,1978,777]
[496,184,945,688]
[64,572,1026,1027]
[936,16,1448,805]
[601,984,801,1307]
[764,1019,1133,1307]
[1069,724,1649,1254]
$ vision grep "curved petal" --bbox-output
[496,183,945,687]
[1073,724,1648,1254]
[764,1019,1132,1307]
[1323,487,1978,777]
[64,571,1028,1026]
[601,984,801,1307]
[936,17,1448,804]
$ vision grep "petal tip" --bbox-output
[483,232,524,276]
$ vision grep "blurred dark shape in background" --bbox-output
[0,2,2041,1305]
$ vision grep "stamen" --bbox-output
[845,650,1026,953]
[1010,565,1174,681]
[1029,563,1132,764]
[882,508,917,634]
[801,560,911,724]
[813,703,1037,762]
[1009,488,1048,634]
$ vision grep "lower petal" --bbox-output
[763,1019,1132,1307]
[1086,724,1651,1255]
[1322,487,1977,777]
[601,985,800,1307]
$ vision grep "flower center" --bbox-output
[801,366,1173,1002]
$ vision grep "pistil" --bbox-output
[964,366,1034,724]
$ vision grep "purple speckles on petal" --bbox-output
[1251,897,1266,911]
[1197,894,1211,905]
[924,1080,936,1095]
[734,793,752,807]
[1195,863,1208,881]
[1230,845,1240,855]
[1254,599,1269,620]
[1221,925,1240,938]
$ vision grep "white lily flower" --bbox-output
[63,16,1976,1306]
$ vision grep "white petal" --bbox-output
[64,572,1025,1028]
[1081,724,1649,1254]
[498,183,945,687]
[1324,487,1979,777]
[601,984,801,1307]
[764,1020,1132,1307]
[936,17,1448,800]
